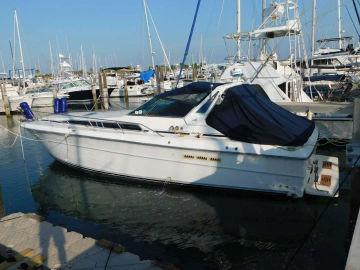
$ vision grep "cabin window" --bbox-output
[130,82,221,117]
[67,120,141,131]
[197,92,219,113]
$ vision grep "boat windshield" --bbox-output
[130,82,221,117]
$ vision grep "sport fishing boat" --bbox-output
[22,82,339,198]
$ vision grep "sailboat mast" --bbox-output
[143,0,155,70]
[145,1,174,76]
[14,10,26,87]
[199,34,203,64]
[311,0,317,57]
[0,53,5,74]
[338,0,343,48]
[12,16,16,80]
[92,49,97,74]
[49,41,55,77]
[236,0,241,61]
[80,45,86,77]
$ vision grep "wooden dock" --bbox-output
[346,208,360,270]
[0,188,4,219]
[0,213,161,269]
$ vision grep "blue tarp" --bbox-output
[140,70,155,82]
[206,84,315,146]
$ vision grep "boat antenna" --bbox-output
[176,0,202,88]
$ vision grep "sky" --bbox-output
[0,0,359,73]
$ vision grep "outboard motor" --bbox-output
[20,102,34,120]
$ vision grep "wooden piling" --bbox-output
[0,82,11,116]
[124,78,129,110]
[101,72,109,110]
[353,98,360,141]
[91,75,98,111]
[98,71,103,109]
[155,66,161,93]
[192,64,198,82]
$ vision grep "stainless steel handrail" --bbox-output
[42,115,164,137]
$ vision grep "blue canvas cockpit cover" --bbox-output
[206,84,316,146]
[140,70,155,82]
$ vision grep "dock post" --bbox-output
[155,66,161,93]
[192,64,198,82]
[101,72,109,110]
[347,98,360,168]
[0,81,11,116]
[91,75,98,110]
[98,71,103,109]
[353,98,360,141]
[0,185,4,218]
[124,79,129,109]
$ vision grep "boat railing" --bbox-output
[44,115,165,137]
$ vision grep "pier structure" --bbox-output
[346,188,360,270]
[346,98,360,167]
[0,213,161,269]
[346,98,360,270]
[0,186,4,219]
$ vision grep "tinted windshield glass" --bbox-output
[130,82,221,117]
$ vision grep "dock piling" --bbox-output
[124,79,129,109]
[91,75,98,110]
[0,82,11,116]
[155,66,161,93]
[101,72,109,110]
[353,98,360,141]
[192,64,198,82]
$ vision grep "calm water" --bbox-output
[0,99,359,269]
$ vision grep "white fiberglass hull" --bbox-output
[24,124,315,197]
[31,96,55,107]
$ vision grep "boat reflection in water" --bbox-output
[31,161,349,269]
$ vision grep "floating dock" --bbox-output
[0,213,161,269]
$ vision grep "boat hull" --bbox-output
[28,129,312,197]
[66,89,114,102]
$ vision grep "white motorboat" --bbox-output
[25,87,69,108]
[1,83,67,112]
[22,82,339,198]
